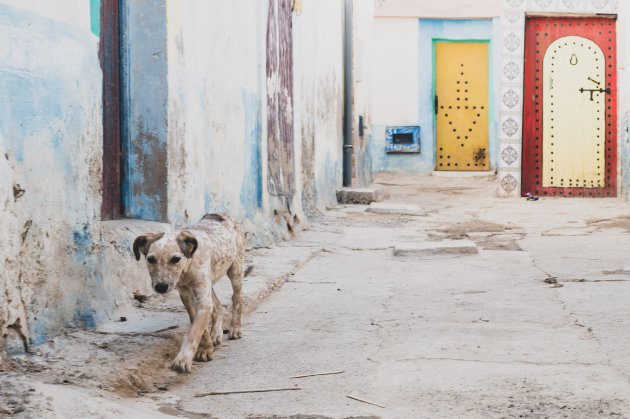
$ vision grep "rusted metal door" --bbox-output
[522,16,617,197]
[267,0,295,197]
[435,42,489,171]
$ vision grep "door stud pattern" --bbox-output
[542,36,605,189]
[435,42,489,171]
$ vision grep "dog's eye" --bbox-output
[170,256,181,264]
[147,256,157,264]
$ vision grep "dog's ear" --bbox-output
[133,232,165,261]
[176,231,198,258]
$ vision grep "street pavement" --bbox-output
[5,173,630,418]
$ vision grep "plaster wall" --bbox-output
[375,0,500,18]
[166,0,345,244]
[617,1,630,199]
[369,18,500,174]
[165,1,269,244]
[0,2,106,354]
[293,0,345,213]
[0,0,91,32]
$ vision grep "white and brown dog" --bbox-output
[133,213,245,373]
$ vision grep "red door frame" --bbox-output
[522,16,617,197]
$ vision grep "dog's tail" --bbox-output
[244,265,254,277]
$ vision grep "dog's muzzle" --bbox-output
[154,282,169,294]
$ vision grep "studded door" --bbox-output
[522,17,617,197]
[435,42,489,171]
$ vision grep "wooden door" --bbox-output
[522,17,617,197]
[435,42,489,171]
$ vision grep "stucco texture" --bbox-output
[0,3,104,352]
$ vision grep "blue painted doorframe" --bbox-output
[419,19,500,173]
[119,0,169,221]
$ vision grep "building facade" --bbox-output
[364,0,630,198]
[0,0,345,358]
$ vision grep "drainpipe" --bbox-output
[342,0,353,187]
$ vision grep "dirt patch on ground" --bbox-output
[436,220,510,237]
[587,216,630,233]
[429,219,525,251]
[5,325,188,402]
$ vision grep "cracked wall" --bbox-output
[0,2,105,356]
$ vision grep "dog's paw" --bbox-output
[228,326,242,340]
[171,353,193,373]
[194,345,214,362]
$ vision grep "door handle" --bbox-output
[434,95,438,115]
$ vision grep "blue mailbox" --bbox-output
[385,126,420,153]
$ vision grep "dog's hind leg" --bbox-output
[178,290,214,363]
[226,263,244,339]
[209,289,223,346]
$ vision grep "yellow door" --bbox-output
[435,42,489,171]
[542,36,605,188]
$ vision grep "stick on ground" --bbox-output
[195,387,301,397]
[290,370,345,379]
[346,394,385,408]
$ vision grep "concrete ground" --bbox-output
[4,173,630,418]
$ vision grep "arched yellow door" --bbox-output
[435,42,489,171]
[542,36,605,189]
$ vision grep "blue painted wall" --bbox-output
[0,3,105,349]
[241,89,264,219]
[370,18,500,174]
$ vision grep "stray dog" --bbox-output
[133,214,245,373]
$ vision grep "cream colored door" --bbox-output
[542,36,605,188]
[435,42,489,171]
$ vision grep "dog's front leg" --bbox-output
[179,289,215,362]
[172,287,213,373]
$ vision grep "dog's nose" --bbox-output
[154,283,169,294]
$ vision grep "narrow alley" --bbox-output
[4,174,630,417]
[3,1,630,418]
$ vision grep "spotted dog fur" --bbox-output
[133,214,245,373]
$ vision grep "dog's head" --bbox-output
[132,231,198,294]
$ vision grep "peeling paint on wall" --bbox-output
[89,0,99,36]
[267,0,296,198]
[0,0,346,360]
[120,0,168,222]
[0,3,104,354]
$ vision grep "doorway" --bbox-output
[434,41,490,171]
[522,16,617,197]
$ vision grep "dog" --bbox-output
[133,213,245,373]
